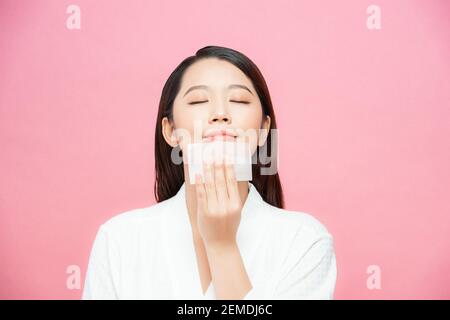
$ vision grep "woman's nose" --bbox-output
[209,106,231,124]
[210,113,230,124]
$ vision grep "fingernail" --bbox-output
[203,158,212,166]
[224,154,233,164]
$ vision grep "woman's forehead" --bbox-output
[181,58,253,90]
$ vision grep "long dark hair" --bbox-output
[154,45,284,208]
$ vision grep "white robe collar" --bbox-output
[161,181,270,299]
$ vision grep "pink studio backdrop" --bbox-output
[0,0,449,299]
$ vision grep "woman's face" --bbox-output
[162,57,271,161]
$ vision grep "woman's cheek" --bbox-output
[233,127,258,157]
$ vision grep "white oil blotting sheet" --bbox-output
[186,140,252,184]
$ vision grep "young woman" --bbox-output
[82,45,337,300]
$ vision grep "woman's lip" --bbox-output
[202,134,236,142]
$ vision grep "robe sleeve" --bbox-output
[82,225,119,299]
[243,228,337,300]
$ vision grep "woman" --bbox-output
[82,45,337,300]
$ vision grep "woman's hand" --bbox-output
[194,156,243,251]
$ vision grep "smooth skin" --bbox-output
[162,57,271,299]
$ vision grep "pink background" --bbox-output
[1,0,449,299]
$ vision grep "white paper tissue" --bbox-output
[186,140,252,184]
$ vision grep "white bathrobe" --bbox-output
[82,181,337,300]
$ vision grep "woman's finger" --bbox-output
[214,157,228,212]
[194,174,207,214]
[203,159,218,211]
[224,154,240,208]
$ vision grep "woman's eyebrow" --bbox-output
[183,85,208,97]
[228,84,254,95]
[183,84,254,97]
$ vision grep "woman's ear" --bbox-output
[258,115,271,147]
[161,117,178,148]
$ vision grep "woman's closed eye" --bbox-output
[188,100,208,105]
[188,100,250,105]
[231,100,250,104]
